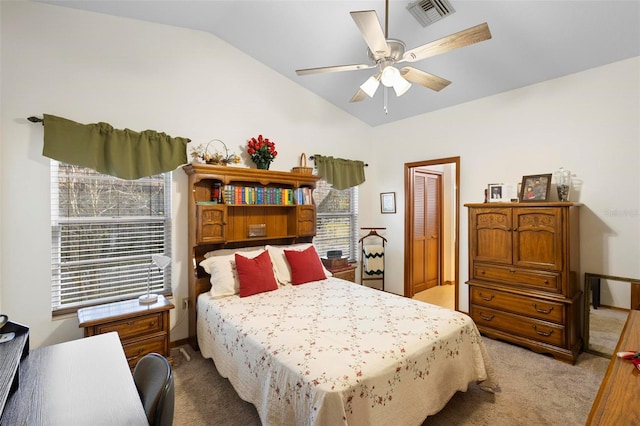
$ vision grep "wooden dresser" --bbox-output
[465,202,582,363]
[78,295,174,369]
[587,309,640,425]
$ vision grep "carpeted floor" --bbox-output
[170,336,609,426]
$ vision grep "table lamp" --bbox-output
[139,254,170,304]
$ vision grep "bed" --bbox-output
[194,244,496,426]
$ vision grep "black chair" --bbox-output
[133,353,175,426]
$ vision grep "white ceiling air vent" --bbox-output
[407,0,456,27]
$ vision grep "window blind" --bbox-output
[313,180,359,261]
[51,162,171,314]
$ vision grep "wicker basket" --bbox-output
[292,153,313,175]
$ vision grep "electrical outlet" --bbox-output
[182,298,189,310]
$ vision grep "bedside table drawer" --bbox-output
[123,334,167,369]
[95,312,163,341]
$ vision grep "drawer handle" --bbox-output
[127,321,135,326]
[149,321,156,327]
[544,280,549,284]
[479,292,494,302]
[532,304,554,314]
[127,348,144,362]
[532,325,554,337]
[479,270,486,275]
[509,269,516,273]
[479,313,494,321]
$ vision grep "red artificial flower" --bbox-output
[247,135,278,167]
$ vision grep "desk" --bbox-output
[1,332,148,425]
[587,310,640,425]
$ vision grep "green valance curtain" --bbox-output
[313,154,366,190]
[42,114,189,180]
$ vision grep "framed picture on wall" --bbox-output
[519,174,552,202]
[487,183,505,202]
[380,192,396,214]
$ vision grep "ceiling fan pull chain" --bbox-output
[384,87,389,114]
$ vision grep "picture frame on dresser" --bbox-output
[519,174,551,202]
[487,184,505,202]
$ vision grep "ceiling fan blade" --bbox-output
[400,67,451,92]
[350,88,368,103]
[350,10,390,59]
[296,63,375,76]
[402,22,492,63]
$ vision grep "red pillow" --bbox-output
[235,251,278,297]
[284,246,327,285]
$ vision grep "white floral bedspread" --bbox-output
[197,278,496,426]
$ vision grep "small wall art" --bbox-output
[380,192,396,214]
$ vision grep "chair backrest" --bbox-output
[133,353,174,426]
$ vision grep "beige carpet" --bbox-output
[170,337,609,426]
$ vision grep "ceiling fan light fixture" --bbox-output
[380,65,399,87]
[393,77,412,97]
[360,74,381,97]
[381,65,411,96]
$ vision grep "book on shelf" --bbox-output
[294,187,313,205]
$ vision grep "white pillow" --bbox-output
[265,244,332,285]
[203,246,266,259]
[199,249,266,298]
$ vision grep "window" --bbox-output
[51,162,171,315]
[313,180,359,261]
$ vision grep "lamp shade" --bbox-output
[381,66,411,97]
[360,74,381,98]
[392,76,411,97]
[380,66,399,87]
[152,254,171,269]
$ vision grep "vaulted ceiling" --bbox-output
[39,1,640,126]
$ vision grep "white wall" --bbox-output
[372,56,640,309]
[0,1,372,347]
[2,1,638,348]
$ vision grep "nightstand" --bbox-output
[327,263,357,283]
[78,295,174,369]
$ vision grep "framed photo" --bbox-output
[519,174,552,202]
[380,192,396,214]
[488,183,505,202]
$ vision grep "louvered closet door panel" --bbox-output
[425,174,440,288]
[412,174,427,291]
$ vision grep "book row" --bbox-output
[204,184,314,205]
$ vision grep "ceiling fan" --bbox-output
[295,0,492,104]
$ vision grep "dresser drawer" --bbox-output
[123,334,167,369]
[471,305,565,347]
[473,263,561,293]
[94,312,163,341]
[471,287,565,324]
